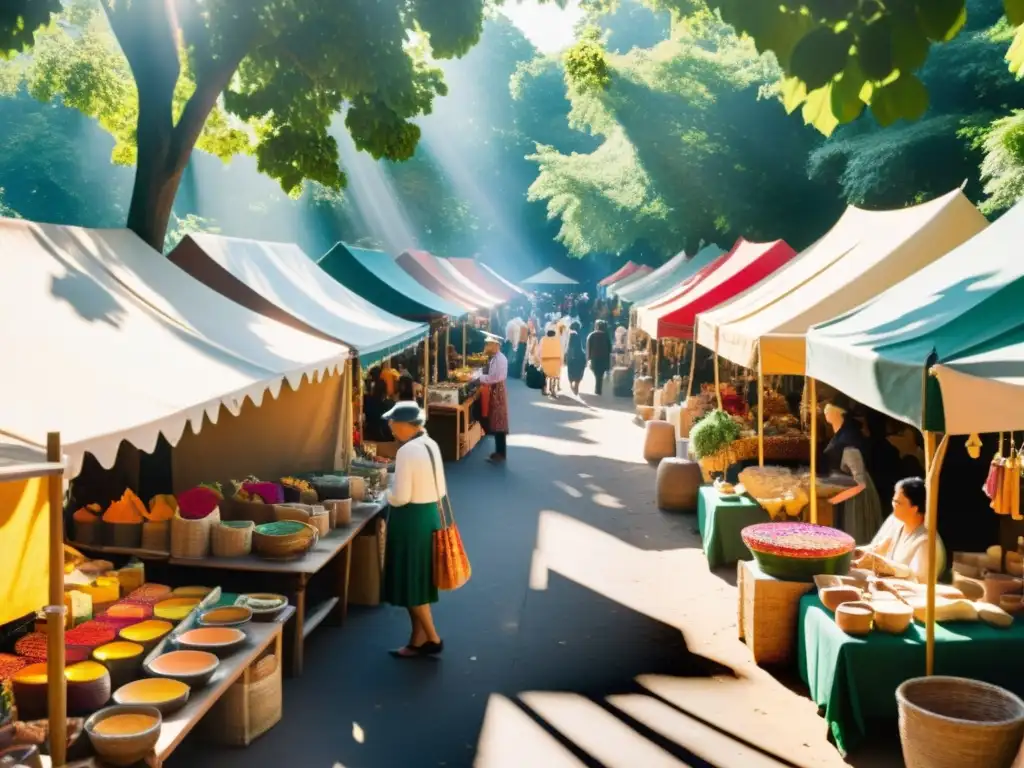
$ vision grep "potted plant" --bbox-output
[689,409,742,480]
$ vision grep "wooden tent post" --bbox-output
[445,324,451,370]
[46,431,67,768]
[423,334,430,421]
[433,329,439,384]
[687,340,698,398]
[757,355,764,467]
[923,431,949,676]
[809,378,818,524]
[462,319,467,367]
[653,339,660,388]
[713,351,723,409]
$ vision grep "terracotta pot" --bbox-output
[984,573,1022,605]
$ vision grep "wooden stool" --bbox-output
[656,457,702,511]
[644,420,676,463]
[737,560,814,665]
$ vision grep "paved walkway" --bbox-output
[170,372,893,768]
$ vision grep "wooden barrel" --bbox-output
[643,420,676,463]
[634,375,654,406]
[656,457,702,511]
[611,366,632,398]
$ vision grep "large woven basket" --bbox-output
[203,649,281,746]
[141,521,169,552]
[897,676,1024,768]
[211,520,254,558]
[170,508,220,559]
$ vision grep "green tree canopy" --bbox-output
[2,0,493,249]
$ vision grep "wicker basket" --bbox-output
[141,521,169,552]
[326,498,351,527]
[897,676,1024,768]
[203,649,282,746]
[170,508,220,559]
[308,510,330,537]
[211,521,254,558]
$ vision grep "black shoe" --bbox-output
[389,644,427,658]
[421,640,444,655]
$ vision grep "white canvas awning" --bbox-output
[169,234,427,365]
[0,435,64,482]
[522,267,578,286]
[0,218,350,478]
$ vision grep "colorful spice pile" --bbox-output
[102,489,148,524]
[177,486,221,520]
[65,620,117,649]
[741,522,855,559]
[14,633,90,663]
[0,653,27,681]
[124,583,172,605]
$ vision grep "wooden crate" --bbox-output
[737,560,814,666]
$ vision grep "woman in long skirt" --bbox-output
[381,401,447,657]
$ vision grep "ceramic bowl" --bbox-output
[84,705,162,767]
[873,602,913,634]
[170,586,213,599]
[145,650,219,688]
[819,586,862,612]
[198,605,253,628]
[835,601,874,636]
[112,678,190,715]
[176,627,246,657]
[118,620,174,652]
[237,593,288,621]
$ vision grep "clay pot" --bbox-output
[983,573,1022,605]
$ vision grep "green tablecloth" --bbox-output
[798,594,1024,755]
[696,486,769,568]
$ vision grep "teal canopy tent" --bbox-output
[612,244,725,305]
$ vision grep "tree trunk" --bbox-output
[126,146,185,252]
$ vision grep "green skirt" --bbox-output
[382,499,442,607]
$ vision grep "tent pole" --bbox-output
[433,329,439,384]
[809,378,818,525]
[423,335,430,422]
[446,324,451,370]
[924,432,949,676]
[757,355,764,467]
[462,319,467,367]
[46,432,67,768]
[687,339,697,398]
[713,351,723,409]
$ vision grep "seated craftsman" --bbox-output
[852,477,946,583]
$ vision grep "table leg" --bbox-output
[289,575,307,677]
[329,542,354,625]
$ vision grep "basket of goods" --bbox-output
[225,478,285,525]
[142,495,177,551]
[101,491,148,549]
[72,504,103,546]
[324,498,352,528]
[689,409,743,481]
[252,520,318,561]
[211,520,254,558]
[741,522,856,582]
[170,486,222,559]
[738,466,811,520]
[761,389,790,418]
[280,477,318,505]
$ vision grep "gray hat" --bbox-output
[382,400,426,425]
[482,331,504,345]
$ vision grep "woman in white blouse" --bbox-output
[853,477,946,583]
[380,401,447,658]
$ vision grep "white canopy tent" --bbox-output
[169,233,427,365]
[521,267,579,286]
[0,218,351,480]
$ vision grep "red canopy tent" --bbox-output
[447,258,519,302]
[637,238,797,339]
[599,261,642,287]
[396,249,485,312]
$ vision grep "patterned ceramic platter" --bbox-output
[741,522,855,559]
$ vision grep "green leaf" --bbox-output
[869,72,929,126]
[1007,23,1024,76]
[790,27,852,91]
[830,59,866,123]
[805,0,858,22]
[802,84,840,136]
[780,75,808,114]
[889,7,931,73]
[858,16,895,81]
[1006,0,1024,28]
[916,0,967,43]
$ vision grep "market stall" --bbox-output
[603,264,652,298]
[396,249,495,313]
[168,234,428,367]
[446,258,527,303]
[795,195,1024,758]
[597,261,643,296]
[520,267,578,290]
[613,244,724,305]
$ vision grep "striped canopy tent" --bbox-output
[637,238,798,340]
[698,188,986,376]
[446,258,522,302]
[317,243,465,322]
[598,261,642,288]
[612,244,724,304]
[605,265,653,295]
[396,249,497,312]
[521,267,578,286]
[435,256,505,308]
[476,261,529,298]
[169,234,428,367]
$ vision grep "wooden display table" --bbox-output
[45,607,293,768]
[165,500,383,676]
[737,559,814,666]
[426,391,481,461]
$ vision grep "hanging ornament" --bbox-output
[966,433,983,459]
